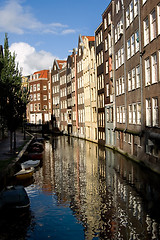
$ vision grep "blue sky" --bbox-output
[0,0,110,75]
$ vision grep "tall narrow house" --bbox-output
[77,35,85,138]
[95,23,105,145]
[82,36,97,142]
[141,0,160,172]
[59,61,67,134]
[29,70,49,124]
[66,55,72,134]
[51,60,66,129]
[102,2,115,147]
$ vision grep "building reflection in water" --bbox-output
[33,136,160,240]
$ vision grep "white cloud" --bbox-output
[10,42,57,76]
[0,0,75,35]
[61,29,76,35]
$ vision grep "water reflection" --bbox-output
[1,136,160,239]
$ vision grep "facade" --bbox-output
[102,2,115,147]
[51,60,66,128]
[114,0,141,157]
[28,70,49,124]
[66,55,73,134]
[95,23,105,145]
[77,35,85,138]
[59,62,67,133]
[25,0,160,173]
[141,0,160,172]
[82,36,97,142]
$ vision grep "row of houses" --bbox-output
[27,0,160,174]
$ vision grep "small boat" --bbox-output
[15,167,34,180]
[0,185,30,210]
[27,152,43,160]
[21,160,40,169]
[28,141,44,153]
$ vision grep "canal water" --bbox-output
[0,136,160,240]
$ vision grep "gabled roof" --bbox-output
[57,60,67,69]
[82,36,95,42]
[33,69,49,78]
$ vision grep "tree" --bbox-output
[0,33,29,152]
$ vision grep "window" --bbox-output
[30,104,33,111]
[106,84,109,97]
[145,58,150,86]
[157,4,160,35]
[127,39,131,59]
[33,84,36,91]
[136,65,140,88]
[37,93,40,100]
[119,78,122,94]
[43,95,47,100]
[120,106,122,123]
[126,8,130,28]
[134,0,138,17]
[121,47,124,64]
[135,30,139,52]
[116,80,119,96]
[131,34,135,56]
[117,107,119,122]
[137,103,141,124]
[115,27,118,43]
[129,105,132,123]
[37,84,40,91]
[152,98,158,126]
[122,76,125,93]
[150,10,156,41]
[108,12,111,25]
[130,1,134,23]
[146,99,151,126]
[104,18,107,29]
[128,72,131,91]
[122,106,125,123]
[151,53,157,84]
[115,53,118,69]
[105,38,108,51]
[43,85,47,90]
[132,68,136,89]
[132,104,136,124]
[106,61,108,74]
[142,0,147,4]
[144,17,149,46]
[118,49,121,66]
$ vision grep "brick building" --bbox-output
[28,70,49,124]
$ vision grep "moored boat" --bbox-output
[28,141,44,153]
[0,185,30,210]
[21,160,40,169]
[15,167,34,180]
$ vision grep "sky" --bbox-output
[0,0,110,76]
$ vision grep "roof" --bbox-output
[82,36,95,42]
[33,69,49,78]
[57,60,67,69]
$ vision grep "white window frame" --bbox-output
[144,17,149,46]
[145,58,150,86]
[146,99,151,126]
[135,30,139,52]
[150,9,156,41]
[152,98,158,126]
[131,34,135,57]
[151,53,157,84]
[127,39,131,59]
[136,65,140,88]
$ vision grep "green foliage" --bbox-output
[0,33,29,132]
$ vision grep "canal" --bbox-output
[1,135,160,240]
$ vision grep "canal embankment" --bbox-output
[0,129,34,189]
